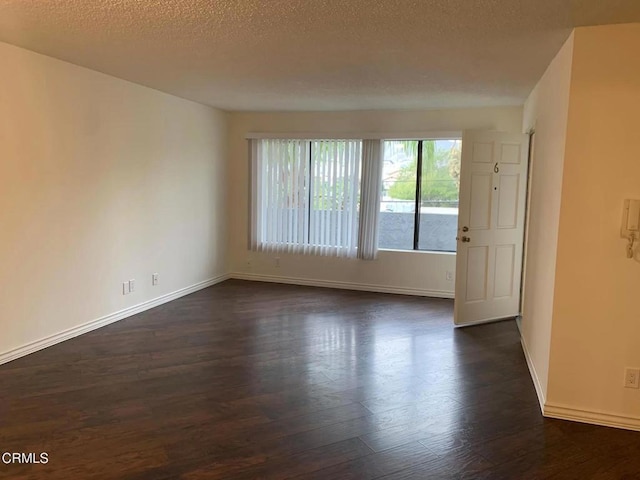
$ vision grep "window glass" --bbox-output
[379,141,417,250]
[418,140,461,252]
[379,139,460,252]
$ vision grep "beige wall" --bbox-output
[228,108,522,295]
[521,34,575,401]
[546,24,640,420]
[0,42,228,359]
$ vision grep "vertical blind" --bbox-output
[358,139,383,260]
[250,139,362,258]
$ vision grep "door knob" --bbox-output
[461,236,471,243]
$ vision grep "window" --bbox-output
[250,136,455,258]
[250,139,362,257]
[379,139,461,252]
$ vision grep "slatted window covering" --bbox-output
[250,139,362,258]
[358,139,384,259]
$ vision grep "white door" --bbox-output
[454,131,529,326]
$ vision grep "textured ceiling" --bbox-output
[1,0,640,111]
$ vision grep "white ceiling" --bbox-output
[1,0,640,111]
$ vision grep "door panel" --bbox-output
[493,244,515,299]
[454,131,529,326]
[465,246,488,302]
[469,173,492,229]
[497,174,519,228]
[472,142,494,163]
[500,143,523,164]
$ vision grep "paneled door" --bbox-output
[454,131,529,326]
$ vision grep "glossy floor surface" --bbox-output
[1,280,639,479]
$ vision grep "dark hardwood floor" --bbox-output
[1,280,639,479]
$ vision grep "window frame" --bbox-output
[380,135,462,254]
[247,131,462,257]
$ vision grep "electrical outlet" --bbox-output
[624,368,640,388]
[129,279,135,293]
[122,282,129,295]
[275,257,280,268]
[445,271,454,281]
[152,273,159,286]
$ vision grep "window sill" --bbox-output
[378,248,456,256]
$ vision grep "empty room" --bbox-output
[1,1,640,478]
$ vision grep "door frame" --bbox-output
[515,128,536,331]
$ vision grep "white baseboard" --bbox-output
[520,335,547,414]
[230,272,454,299]
[519,336,640,431]
[0,274,230,366]
[544,403,640,432]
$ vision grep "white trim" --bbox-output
[453,315,518,328]
[544,403,640,432]
[0,274,230,366]
[521,333,640,432]
[245,131,462,140]
[520,335,547,413]
[231,272,454,299]
[378,248,456,256]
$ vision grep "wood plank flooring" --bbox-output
[0,279,639,479]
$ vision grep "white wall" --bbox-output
[546,24,640,424]
[228,108,523,296]
[521,34,575,402]
[0,42,228,361]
